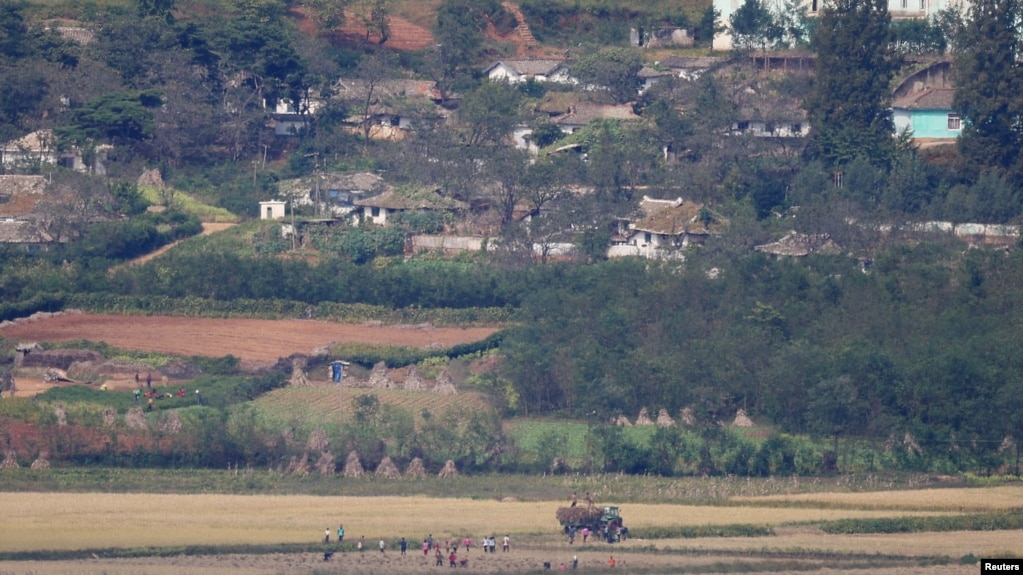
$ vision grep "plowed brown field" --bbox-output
[1,314,498,369]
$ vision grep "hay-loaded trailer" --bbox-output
[555,505,624,540]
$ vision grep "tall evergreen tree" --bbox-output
[804,0,899,167]
[953,0,1023,186]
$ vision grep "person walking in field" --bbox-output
[146,373,152,388]
[379,539,386,552]
[503,535,509,552]
[358,536,365,553]
[146,397,154,412]
[196,389,202,405]
[134,388,141,403]
[582,527,589,542]
[400,537,407,555]
[449,550,457,567]
[464,536,471,552]
[337,525,344,543]
[423,539,430,556]
[324,529,330,543]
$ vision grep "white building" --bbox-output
[259,200,286,220]
[484,60,576,85]
[713,0,969,51]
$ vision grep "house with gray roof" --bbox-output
[608,196,727,260]
[484,60,575,85]
[552,104,642,134]
[355,186,467,226]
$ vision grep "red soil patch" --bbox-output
[1,314,498,369]
[292,7,436,51]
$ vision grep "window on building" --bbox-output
[644,232,652,243]
[920,0,925,9]
[371,207,380,217]
[948,113,961,131]
[812,0,818,11]
[901,0,908,9]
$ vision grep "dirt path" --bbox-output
[116,222,235,269]
[1,314,498,369]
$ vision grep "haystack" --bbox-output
[124,407,147,429]
[307,429,329,452]
[286,454,311,476]
[289,357,309,386]
[437,459,458,478]
[54,405,67,426]
[635,407,654,426]
[368,362,393,389]
[614,415,632,427]
[315,451,336,476]
[0,451,19,469]
[30,453,50,470]
[138,167,164,187]
[405,457,427,478]
[343,451,365,477]
[656,408,675,427]
[680,407,696,426]
[375,456,401,478]
[404,364,427,391]
[732,409,754,427]
[102,407,117,427]
[157,411,183,434]
[433,369,457,395]
[903,432,922,455]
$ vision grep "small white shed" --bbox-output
[259,200,286,220]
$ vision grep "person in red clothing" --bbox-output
[608,556,616,568]
[449,550,457,567]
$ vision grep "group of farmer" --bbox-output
[133,372,202,411]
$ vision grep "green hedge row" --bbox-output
[817,511,1023,534]
[629,524,774,539]
[62,293,512,325]
[0,293,65,322]
[331,332,503,368]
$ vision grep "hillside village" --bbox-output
[3,0,1023,489]
[1,0,1017,264]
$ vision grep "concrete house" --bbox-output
[0,219,56,251]
[893,88,958,141]
[484,60,575,85]
[354,186,467,226]
[279,172,386,216]
[637,66,675,94]
[891,61,958,143]
[609,196,727,260]
[1,130,58,171]
[552,104,642,135]
[335,79,452,140]
[657,56,725,80]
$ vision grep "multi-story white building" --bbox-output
[713,0,969,51]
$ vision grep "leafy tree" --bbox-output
[775,0,811,47]
[0,0,30,60]
[729,0,780,57]
[457,81,522,147]
[953,0,1023,186]
[137,0,175,20]
[696,5,724,48]
[433,0,495,73]
[60,90,163,146]
[572,47,644,104]
[805,0,899,167]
